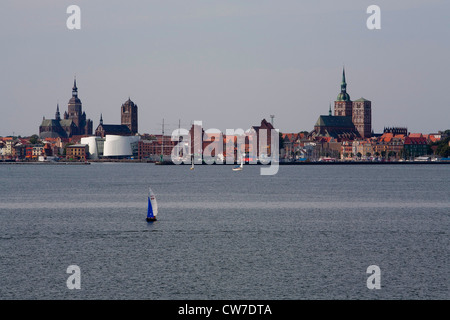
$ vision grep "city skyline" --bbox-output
[1,1,449,137]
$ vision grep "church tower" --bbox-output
[352,98,372,138]
[121,98,138,135]
[334,68,353,117]
[55,103,61,121]
[65,78,92,135]
[67,78,83,129]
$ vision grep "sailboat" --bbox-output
[232,154,244,171]
[146,187,158,222]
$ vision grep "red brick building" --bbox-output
[66,144,88,161]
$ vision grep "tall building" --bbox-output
[352,98,372,138]
[39,79,92,138]
[334,68,353,117]
[310,68,372,140]
[121,98,138,135]
[64,78,92,135]
[334,68,372,138]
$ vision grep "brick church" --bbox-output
[310,68,372,141]
[94,98,138,137]
[39,79,93,139]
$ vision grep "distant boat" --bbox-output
[232,154,244,171]
[190,154,194,170]
[146,187,158,222]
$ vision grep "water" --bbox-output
[0,163,448,300]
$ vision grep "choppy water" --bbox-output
[0,163,448,299]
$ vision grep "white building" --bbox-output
[103,135,140,158]
[81,135,139,159]
[80,136,104,159]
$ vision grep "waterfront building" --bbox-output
[341,141,353,159]
[138,135,176,160]
[371,132,406,159]
[32,145,45,158]
[404,135,428,158]
[102,135,140,158]
[65,144,88,161]
[315,137,341,159]
[250,118,275,157]
[12,142,26,159]
[281,133,306,159]
[80,136,104,159]
[352,139,374,158]
[424,133,442,143]
[80,135,140,159]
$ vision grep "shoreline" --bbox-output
[1,160,449,165]
[0,161,90,165]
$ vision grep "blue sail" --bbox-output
[147,196,154,218]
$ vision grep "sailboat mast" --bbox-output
[178,119,181,158]
[160,118,164,162]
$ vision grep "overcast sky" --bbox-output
[1,0,449,136]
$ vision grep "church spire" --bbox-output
[72,77,78,97]
[55,103,61,121]
[336,67,351,102]
[341,67,347,93]
[100,113,103,125]
[341,67,346,85]
[329,103,332,116]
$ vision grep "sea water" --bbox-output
[0,163,448,299]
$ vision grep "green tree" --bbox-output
[435,137,450,157]
[279,132,285,150]
[438,144,450,157]
[29,134,40,144]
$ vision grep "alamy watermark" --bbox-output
[66,5,81,30]
[367,5,381,30]
[170,121,279,176]
[66,265,81,289]
[66,5,381,30]
[366,265,381,289]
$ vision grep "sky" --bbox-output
[0,0,449,137]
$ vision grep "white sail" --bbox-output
[149,187,158,216]
[232,154,243,171]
